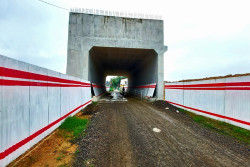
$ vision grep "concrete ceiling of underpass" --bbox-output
[90,47,156,76]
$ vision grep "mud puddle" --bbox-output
[99,91,127,103]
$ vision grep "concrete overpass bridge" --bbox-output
[1,11,249,166]
[66,13,167,99]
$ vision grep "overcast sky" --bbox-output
[0,0,249,81]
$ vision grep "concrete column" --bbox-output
[156,50,165,100]
[66,45,92,80]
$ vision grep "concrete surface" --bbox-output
[67,13,167,99]
[165,76,250,129]
[0,55,91,166]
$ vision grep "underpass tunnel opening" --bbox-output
[89,46,158,97]
[105,76,128,92]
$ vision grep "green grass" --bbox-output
[74,148,79,156]
[56,154,64,161]
[59,116,89,139]
[109,87,114,92]
[92,101,98,105]
[57,164,69,167]
[178,108,250,145]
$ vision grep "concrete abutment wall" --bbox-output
[67,13,167,99]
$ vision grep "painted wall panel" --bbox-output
[29,65,49,135]
[68,75,81,111]
[183,79,226,117]
[28,65,49,150]
[224,76,250,129]
[60,74,70,117]
[0,56,4,161]
[165,82,183,104]
[83,85,91,104]
[165,76,250,130]
[48,71,61,124]
[130,83,156,99]
[0,55,92,166]
[92,83,105,97]
[1,57,31,164]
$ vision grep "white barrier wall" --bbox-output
[92,83,105,97]
[130,83,156,98]
[106,86,110,92]
[165,76,250,129]
[0,55,92,166]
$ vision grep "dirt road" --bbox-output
[74,93,250,167]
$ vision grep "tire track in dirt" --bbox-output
[128,101,249,166]
[108,103,135,167]
[75,97,250,167]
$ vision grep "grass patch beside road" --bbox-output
[8,115,88,167]
[8,111,90,167]
[92,101,98,105]
[59,116,89,140]
[178,108,250,145]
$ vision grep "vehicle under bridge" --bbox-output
[66,12,168,99]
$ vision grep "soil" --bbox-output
[8,94,250,167]
[8,113,91,167]
[74,95,250,167]
[8,129,77,167]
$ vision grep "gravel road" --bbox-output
[74,93,250,167]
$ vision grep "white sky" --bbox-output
[0,0,249,81]
[106,76,117,82]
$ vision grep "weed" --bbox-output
[57,163,68,167]
[74,148,79,156]
[56,156,61,161]
[59,116,89,140]
[193,116,204,123]
[56,153,65,161]
[92,101,98,105]
[178,108,250,145]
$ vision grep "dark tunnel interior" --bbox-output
[88,46,158,95]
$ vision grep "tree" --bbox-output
[110,76,126,90]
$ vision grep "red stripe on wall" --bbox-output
[0,67,90,86]
[96,93,104,97]
[166,87,250,90]
[92,84,105,88]
[165,82,250,88]
[165,101,250,126]
[0,100,92,160]
[0,79,91,87]
[131,84,156,89]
